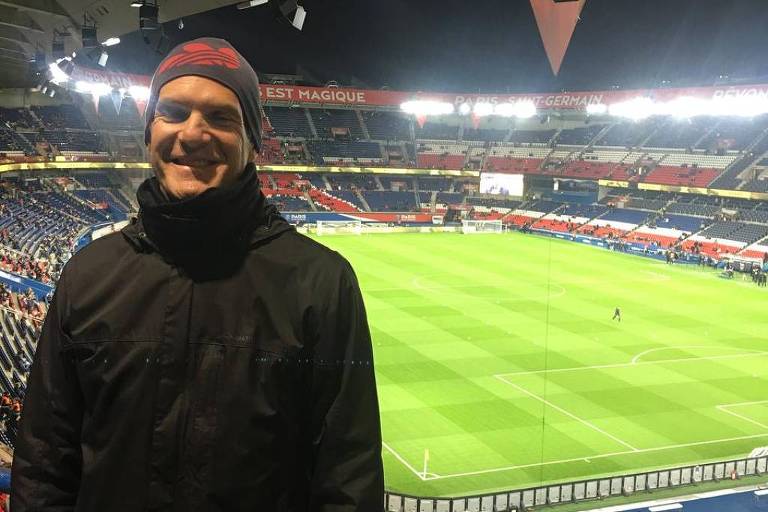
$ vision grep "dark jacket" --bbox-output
[10,166,384,511]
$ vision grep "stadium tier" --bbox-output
[5,89,768,509]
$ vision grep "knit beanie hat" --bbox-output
[143,37,262,151]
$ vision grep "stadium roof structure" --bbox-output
[0,0,243,89]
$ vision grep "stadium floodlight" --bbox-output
[494,102,516,117]
[665,97,709,119]
[473,102,494,117]
[458,102,471,115]
[91,82,112,97]
[511,100,537,118]
[48,62,70,84]
[400,100,454,116]
[102,37,121,47]
[129,85,150,101]
[715,96,768,117]
[608,97,656,120]
[75,80,93,93]
[586,103,608,115]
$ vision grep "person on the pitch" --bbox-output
[612,306,621,322]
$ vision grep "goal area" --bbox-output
[461,219,503,234]
[316,220,363,235]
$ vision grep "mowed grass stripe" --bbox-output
[313,232,768,497]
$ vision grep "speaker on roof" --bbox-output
[82,26,98,48]
[139,4,159,30]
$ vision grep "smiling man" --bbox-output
[11,38,384,512]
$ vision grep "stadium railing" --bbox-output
[384,455,768,512]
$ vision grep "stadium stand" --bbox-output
[416,141,467,169]
[415,121,459,140]
[697,115,768,150]
[463,127,508,142]
[644,118,714,149]
[361,191,419,211]
[361,111,411,140]
[555,124,606,145]
[416,176,453,191]
[697,221,768,244]
[379,175,413,191]
[308,140,383,164]
[264,106,314,138]
[595,119,659,147]
[309,108,364,139]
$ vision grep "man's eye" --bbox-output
[209,113,237,125]
[156,107,187,122]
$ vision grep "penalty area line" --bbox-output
[383,441,427,481]
[494,375,639,452]
[426,432,768,481]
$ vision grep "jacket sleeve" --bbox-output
[11,270,84,511]
[309,259,384,512]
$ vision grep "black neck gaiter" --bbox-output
[136,164,264,267]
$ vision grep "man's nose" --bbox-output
[177,111,212,149]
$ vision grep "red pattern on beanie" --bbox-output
[158,43,241,74]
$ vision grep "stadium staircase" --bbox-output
[740,142,768,186]
[304,109,318,138]
[373,176,384,190]
[738,235,768,258]
[547,128,562,146]
[355,110,371,140]
[692,122,720,149]
[26,109,44,130]
[301,191,318,211]
[710,128,768,189]
[638,124,663,149]
[583,125,613,152]
[355,190,371,211]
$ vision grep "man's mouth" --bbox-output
[170,158,217,167]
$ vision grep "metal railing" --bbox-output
[384,455,768,512]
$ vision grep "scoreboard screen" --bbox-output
[479,173,524,197]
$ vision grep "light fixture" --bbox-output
[139,1,159,30]
[98,50,109,67]
[236,0,307,31]
[291,5,306,30]
[236,0,269,8]
[102,37,120,47]
[130,1,143,7]
[81,14,98,48]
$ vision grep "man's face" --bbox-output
[148,75,254,200]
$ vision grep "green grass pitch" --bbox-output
[313,231,768,498]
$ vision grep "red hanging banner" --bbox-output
[530,0,586,75]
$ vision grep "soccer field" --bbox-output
[314,232,768,498]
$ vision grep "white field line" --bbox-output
[421,432,768,481]
[497,350,768,378]
[382,441,426,481]
[494,375,639,452]
[719,399,768,408]
[630,345,754,365]
[389,353,768,482]
[717,400,768,430]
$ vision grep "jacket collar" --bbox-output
[123,164,293,265]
